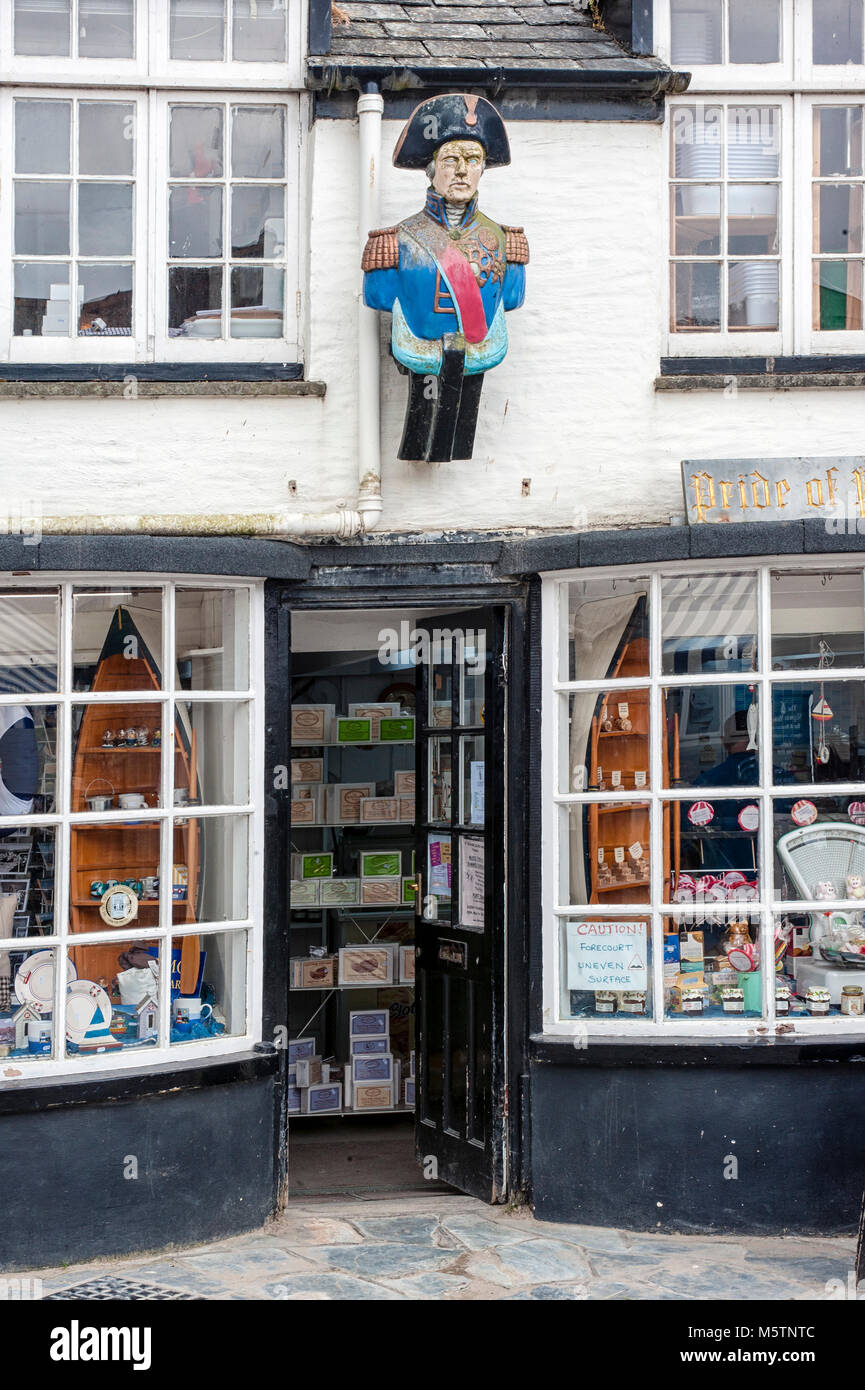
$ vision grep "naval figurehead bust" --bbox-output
[362,93,529,464]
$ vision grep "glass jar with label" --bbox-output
[621,991,646,1015]
[841,986,864,1016]
[595,991,616,1014]
[682,988,704,1014]
[722,987,745,1013]
[775,985,791,1015]
[805,986,831,1016]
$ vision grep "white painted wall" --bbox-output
[5,113,865,536]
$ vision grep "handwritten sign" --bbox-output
[566,920,648,991]
[460,835,485,930]
[682,456,865,526]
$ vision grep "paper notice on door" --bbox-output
[470,761,485,825]
[428,834,452,896]
[460,835,485,930]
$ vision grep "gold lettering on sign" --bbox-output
[750,471,771,509]
[806,478,824,507]
[854,467,865,519]
[737,476,749,510]
[827,466,839,504]
[719,480,736,510]
[690,471,716,523]
[775,479,791,509]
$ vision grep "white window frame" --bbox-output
[542,554,865,1038]
[0,1,305,90]
[153,91,301,362]
[797,93,865,351]
[0,573,265,1080]
[0,87,149,363]
[665,95,793,355]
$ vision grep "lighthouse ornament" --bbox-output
[812,638,834,765]
[362,93,528,463]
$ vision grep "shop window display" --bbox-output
[551,564,865,1028]
[0,580,258,1071]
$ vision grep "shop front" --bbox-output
[3,525,865,1270]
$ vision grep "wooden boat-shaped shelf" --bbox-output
[70,606,202,995]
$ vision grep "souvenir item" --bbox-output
[352,1054,394,1083]
[101,730,115,747]
[291,758,324,784]
[295,1057,323,1087]
[359,796,400,824]
[595,991,616,1014]
[746,688,759,751]
[290,879,319,906]
[394,770,416,796]
[288,1036,316,1062]
[14,950,76,1010]
[347,703,399,737]
[721,987,745,1013]
[338,946,395,986]
[361,877,401,905]
[379,716,414,742]
[849,801,865,826]
[66,979,119,1048]
[301,1083,343,1114]
[727,941,760,972]
[291,852,333,880]
[841,986,864,1016]
[399,945,415,983]
[327,783,376,824]
[84,779,115,812]
[738,804,759,832]
[172,997,213,1025]
[360,851,401,879]
[291,797,316,825]
[362,93,527,462]
[791,799,818,826]
[134,727,149,746]
[775,985,791,1015]
[621,991,646,1014]
[335,717,372,744]
[116,959,158,1006]
[846,875,865,900]
[319,878,360,906]
[290,956,336,989]
[291,705,334,745]
[805,986,831,1016]
[352,1081,394,1111]
[350,1009,389,1037]
[99,883,138,927]
[688,800,714,826]
[814,880,837,900]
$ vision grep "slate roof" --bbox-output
[314,0,677,77]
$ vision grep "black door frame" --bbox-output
[265,575,535,1205]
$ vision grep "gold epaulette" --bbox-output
[502,225,529,265]
[362,226,399,271]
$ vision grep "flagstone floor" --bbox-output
[26,1194,861,1301]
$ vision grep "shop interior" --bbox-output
[288,608,458,1197]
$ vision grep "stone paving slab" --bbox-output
[17,1192,862,1302]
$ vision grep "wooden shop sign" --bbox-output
[682,456,865,526]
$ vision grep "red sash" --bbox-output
[403,222,489,344]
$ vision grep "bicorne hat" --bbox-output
[392,93,511,169]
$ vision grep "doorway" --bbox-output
[285,603,512,1202]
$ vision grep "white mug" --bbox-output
[119,793,147,810]
[172,997,212,1024]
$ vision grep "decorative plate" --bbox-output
[14,951,77,1010]
[66,980,113,1044]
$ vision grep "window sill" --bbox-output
[531,1032,865,1065]
[0,380,327,399]
[657,355,865,393]
[0,364,326,399]
[0,1044,279,1115]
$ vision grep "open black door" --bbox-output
[414,607,508,1202]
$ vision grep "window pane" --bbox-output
[14,263,69,337]
[175,701,249,806]
[79,102,135,176]
[170,0,225,59]
[671,104,722,178]
[169,185,223,258]
[171,930,247,1042]
[71,703,164,810]
[772,795,865,899]
[667,798,761,901]
[1,947,62,1060]
[662,573,758,675]
[559,802,651,907]
[66,940,161,1056]
[78,263,133,337]
[428,737,452,824]
[728,185,778,249]
[79,0,135,59]
[559,916,652,1021]
[170,106,224,178]
[815,183,863,253]
[0,592,60,694]
[14,182,70,256]
[231,105,285,178]
[814,258,863,329]
[168,266,223,336]
[728,0,780,63]
[231,185,284,257]
[563,575,649,682]
[663,685,760,788]
[72,587,164,692]
[772,679,865,783]
[78,183,133,257]
[0,826,56,934]
[673,185,720,254]
[560,692,650,795]
[813,0,864,64]
[672,261,721,330]
[15,101,70,175]
[175,588,250,690]
[771,570,865,670]
[176,817,249,922]
[814,106,864,177]
[729,259,779,329]
[230,266,284,337]
[727,106,780,178]
[663,914,764,1021]
[70,823,163,934]
[773,912,863,1020]
[233,0,286,60]
[14,0,70,55]
[670,0,722,64]
[0,707,56,817]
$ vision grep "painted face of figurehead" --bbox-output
[430,139,486,204]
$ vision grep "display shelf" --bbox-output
[290,821,415,829]
[291,740,414,748]
[596,879,650,893]
[291,1105,414,1118]
[291,983,414,993]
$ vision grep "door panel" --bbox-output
[415,607,507,1201]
